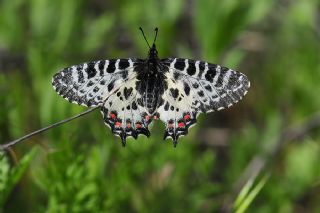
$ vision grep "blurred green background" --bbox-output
[0,0,320,212]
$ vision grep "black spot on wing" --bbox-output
[187,61,196,75]
[108,80,115,92]
[198,90,204,97]
[61,69,73,85]
[170,88,179,99]
[164,102,169,111]
[205,68,216,82]
[198,61,206,78]
[221,66,229,72]
[132,101,138,110]
[87,81,94,87]
[86,62,97,78]
[124,87,133,99]
[93,86,99,92]
[98,60,105,76]
[137,98,144,107]
[121,70,129,79]
[174,59,185,71]
[119,59,130,70]
[209,64,217,71]
[52,72,62,86]
[204,85,212,92]
[77,66,85,83]
[107,60,116,73]
[193,83,199,89]
[215,69,225,87]
[183,82,190,96]
[158,98,164,108]
[173,71,181,80]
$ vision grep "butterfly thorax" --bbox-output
[146,44,159,73]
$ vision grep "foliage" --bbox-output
[0,148,37,207]
[0,0,319,212]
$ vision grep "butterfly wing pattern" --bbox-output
[52,30,250,147]
[157,58,250,145]
[52,59,154,145]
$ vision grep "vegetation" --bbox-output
[0,0,319,212]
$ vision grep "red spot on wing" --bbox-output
[183,114,191,121]
[178,122,185,128]
[109,113,117,119]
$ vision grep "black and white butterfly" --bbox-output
[52,28,250,147]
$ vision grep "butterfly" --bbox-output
[52,27,250,147]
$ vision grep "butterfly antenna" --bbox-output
[153,27,158,44]
[0,107,99,150]
[139,27,151,48]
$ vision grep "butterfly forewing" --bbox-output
[52,59,138,107]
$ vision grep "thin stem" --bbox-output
[0,107,99,150]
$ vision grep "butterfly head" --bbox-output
[148,43,158,59]
[139,27,159,60]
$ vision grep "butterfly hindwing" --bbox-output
[100,78,152,146]
[157,58,250,145]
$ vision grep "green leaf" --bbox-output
[0,147,38,207]
[234,174,270,213]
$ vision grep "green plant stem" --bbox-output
[0,107,99,150]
